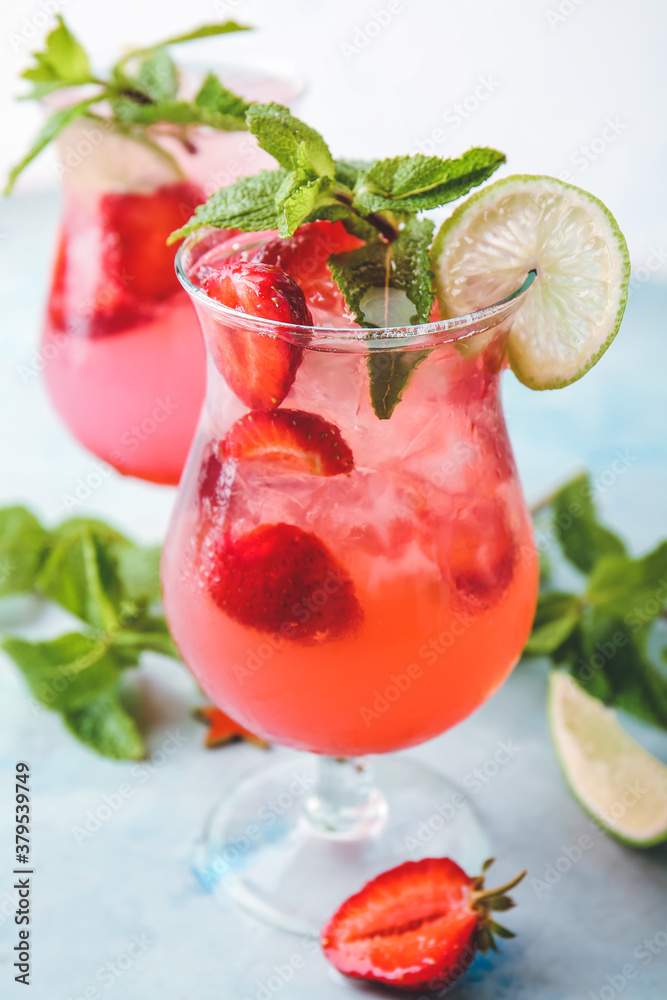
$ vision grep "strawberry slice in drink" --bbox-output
[251,220,361,320]
[224,409,354,476]
[205,522,362,643]
[253,220,360,281]
[203,262,312,410]
[443,495,516,609]
[101,181,205,303]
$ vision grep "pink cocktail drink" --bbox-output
[162,225,539,755]
[42,76,297,485]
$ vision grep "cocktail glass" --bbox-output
[41,68,300,485]
[161,231,539,934]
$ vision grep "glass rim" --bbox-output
[175,232,537,352]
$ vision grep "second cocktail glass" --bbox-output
[161,232,539,933]
[42,70,300,485]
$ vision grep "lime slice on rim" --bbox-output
[548,671,667,847]
[431,175,631,389]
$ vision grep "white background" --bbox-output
[1,0,666,271]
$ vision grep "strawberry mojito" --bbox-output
[162,221,538,755]
[160,103,629,930]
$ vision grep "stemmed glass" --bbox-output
[161,232,539,934]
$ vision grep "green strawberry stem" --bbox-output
[471,868,526,904]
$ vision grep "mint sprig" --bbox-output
[0,507,178,760]
[527,473,667,729]
[351,148,507,214]
[171,103,505,246]
[170,103,506,418]
[5,16,250,194]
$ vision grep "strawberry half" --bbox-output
[224,409,354,476]
[321,857,525,992]
[253,220,361,282]
[203,263,312,410]
[101,181,204,302]
[205,522,362,642]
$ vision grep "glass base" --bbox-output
[193,754,491,937]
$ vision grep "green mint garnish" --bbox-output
[329,218,435,419]
[4,16,250,194]
[0,507,177,760]
[351,148,507,214]
[527,472,667,729]
[170,103,506,418]
[180,169,289,232]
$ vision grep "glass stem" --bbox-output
[303,756,388,839]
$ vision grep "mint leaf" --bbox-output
[149,22,250,46]
[247,103,335,178]
[353,148,506,214]
[528,475,667,735]
[114,621,178,660]
[330,219,435,418]
[0,506,180,760]
[194,72,248,119]
[111,97,244,131]
[366,350,431,420]
[552,473,626,573]
[64,689,144,760]
[1,633,117,711]
[116,545,162,604]
[0,507,49,598]
[37,522,128,631]
[587,543,667,623]
[391,217,435,323]
[312,203,378,241]
[328,240,390,327]
[334,159,372,190]
[21,15,93,97]
[4,98,103,194]
[168,169,285,241]
[524,592,581,655]
[577,607,667,728]
[131,48,179,102]
[279,175,335,236]
[329,218,434,327]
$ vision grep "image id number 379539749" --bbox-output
[13,761,31,986]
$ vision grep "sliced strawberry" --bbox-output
[182,228,242,289]
[321,858,525,991]
[446,497,515,608]
[203,262,312,410]
[205,522,362,642]
[253,220,360,282]
[101,181,204,302]
[252,221,361,320]
[224,409,354,476]
[193,705,269,749]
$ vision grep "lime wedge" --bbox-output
[548,671,667,847]
[431,175,631,389]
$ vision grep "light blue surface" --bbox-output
[0,192,666,1000]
